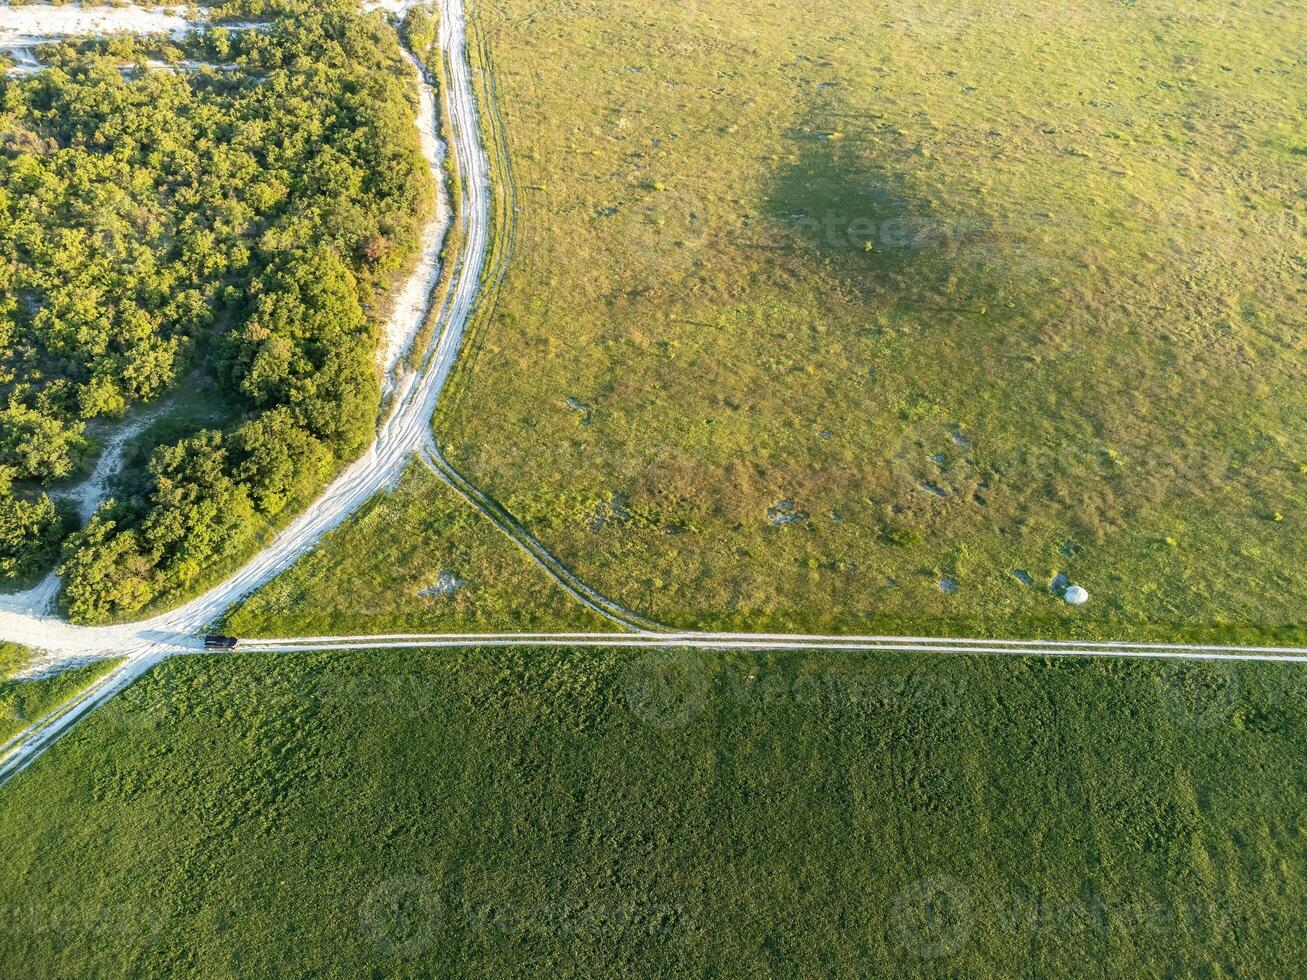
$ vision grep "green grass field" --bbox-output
[0,646,120,746]
[225,464,610,636]
[416,0,1307,642]
[0,647,1301,977]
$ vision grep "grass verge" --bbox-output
[0,651,122,746]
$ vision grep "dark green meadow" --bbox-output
[0,647,1301,977]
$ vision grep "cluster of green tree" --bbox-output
[401,5,441,73]
[0,1,432,619]
[0,467,64,584]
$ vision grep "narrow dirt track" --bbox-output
[418,446,665,632]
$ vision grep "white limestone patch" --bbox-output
[1,4,269,77]
[377,40,451,388]
[418,570,464,598]
[0,4,200,47]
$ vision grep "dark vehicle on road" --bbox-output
[204,635,239,650]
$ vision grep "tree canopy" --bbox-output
[0,0,432,618]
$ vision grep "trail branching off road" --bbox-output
[418,446,667,633]
[0,1,1304,791]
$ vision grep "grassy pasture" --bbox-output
[417,0,1306,641]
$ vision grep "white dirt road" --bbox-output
[237,633,1307,663]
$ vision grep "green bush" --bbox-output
[0,469,64,585]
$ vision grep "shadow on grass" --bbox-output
[757,101,1042,323]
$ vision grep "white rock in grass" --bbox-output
[1064,585,1089,606]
